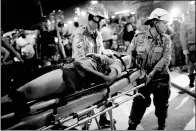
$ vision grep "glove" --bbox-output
[143,70,156,84]
[183,50,189,58]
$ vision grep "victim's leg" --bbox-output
[9,69,66,118]
[11,64,60,91]
[17,69,65,101]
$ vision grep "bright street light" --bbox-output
[74,17,78,21]
[75,7,81,16]
[111,15,115,19]
[68,21,72,24]
[91,1,98,4]
[171,8,180,17]
[114,10,130,15]
[81,11,86,16]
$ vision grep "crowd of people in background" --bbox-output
[1,2,194,96]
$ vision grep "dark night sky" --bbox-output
[1,0,88,31]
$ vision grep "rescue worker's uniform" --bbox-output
[72,3,108,60]
[72,3,114,128]
[127,8,172,130]
[72,25,104,59]
[180,2,195,87]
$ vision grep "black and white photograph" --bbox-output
[1,0,195,130]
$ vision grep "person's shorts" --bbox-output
[61,62,85,95]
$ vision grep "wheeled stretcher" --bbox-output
[1,68,145,130]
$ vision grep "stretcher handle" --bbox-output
[109,83,145,101]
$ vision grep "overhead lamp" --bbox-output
[81,11,86,16]
[68,21,72,24]
[114,10,130,15]
[74,17,78,21]
[171,8,180,17]
[75,7,81,16]
[91,1,98,4]
[111,15,115,19]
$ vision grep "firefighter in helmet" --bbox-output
[72,3,116,128]
[72,3,108,59]
[127,8,173,130]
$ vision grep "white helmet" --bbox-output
[87,3,108,19]
[144,8,173,25]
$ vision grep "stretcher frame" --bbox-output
[38,83,145,130]
[1,69,145,130]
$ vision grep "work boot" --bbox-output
[127,123,137,130]
[155,119,166,130]
[99,114,116,128]
[189,74,195,88]
[153,126,166,130]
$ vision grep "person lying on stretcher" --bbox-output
[8,52,133,118]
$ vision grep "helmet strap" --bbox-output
[149,22,161,42]
[88,14,102,29]
[154,21,162,36]
[92,19,102,30]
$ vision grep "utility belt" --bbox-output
[146,65,169,81]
